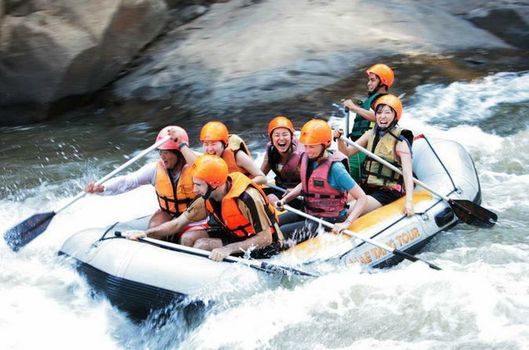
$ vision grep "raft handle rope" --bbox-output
[284,204,442,270]
[90,221,120,248]
[421,135,458,193]
[113,231,318,278]
[336,196,450,263]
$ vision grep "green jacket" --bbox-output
[348,92,386,140]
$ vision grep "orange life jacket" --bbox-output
[154,161,196,216]
[205,172,279,240]
[222,134,253,176]
[221,149,250,175]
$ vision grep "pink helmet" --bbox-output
[156,126,189,150]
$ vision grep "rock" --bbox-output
[113,0,513,117]
[164,0,231,10]
[418,0,529,50]
[0,0,168,125]
[2,0,527,126]
[467,7,529,49]
[168,4,209,26]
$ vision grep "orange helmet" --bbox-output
[374,94,403,120]
[300,119,332,148]
[267,116,294,138]
[200,121,229,144]
[192,154,228,188]
[156,126,189,150]
[366,64,395,88]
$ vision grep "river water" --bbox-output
[1,70,529,349]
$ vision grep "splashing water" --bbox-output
[1,71,529,349]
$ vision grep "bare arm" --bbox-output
[127,198,207,240]
[332,180,368,234]
[344,185,368,225]
[334,129,349,155]
[145,214,192,239]
[334,132,370,156]
[260,151,271,175]
[343,99,376,122]
[209,229,272,262]
[276,183,302,208]
[397,141,415,216]
[236,151,267,185]
[209,188,274,261]
[167,127,198,164]
[179,144,199,165]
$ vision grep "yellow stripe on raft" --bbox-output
[349,191,432,233]
[281,191,433,260]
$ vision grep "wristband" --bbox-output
[178,142,188,150]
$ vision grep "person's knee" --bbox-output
[181,229,207,246]
[267,193,280,204]
[148,210,172,228]
[180,233,194,247]
[194,238,212,250]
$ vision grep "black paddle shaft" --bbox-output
[341,137,498,228]
[3,137,173,252]
[128,233,318,278]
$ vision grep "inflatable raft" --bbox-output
[59,136,482,318]
[282,135,482,268]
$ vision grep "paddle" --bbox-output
[117,233,317,277]
[342,93,407,137]
[4,136,172,252]
[267,183,295,196]
[283,204,442,270]
[340,137,497,228]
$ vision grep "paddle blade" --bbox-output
[4,212,56,251]
[450,199,497,228]
[260,262,317,277]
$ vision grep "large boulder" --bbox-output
[0,0,168,125]
[113,0,513,117]
[419,0,529,50]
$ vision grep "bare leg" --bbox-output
[267,193,280,204]
[148,209,173,229]
[193,237,223,251]
[364,195,383,214]
[347,196,383,217]
[180,228,209,247]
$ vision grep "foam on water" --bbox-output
[2,71,529,349]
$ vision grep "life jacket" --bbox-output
[349,92,386,140]
[300,151,349,218]
[205,172,281,241]
[361,126,414,192]
[228,134,252,159]
[222,134,252,176]
[155,161,196,216]
[265,138,304,188]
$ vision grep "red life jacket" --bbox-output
[265,138,304,188]
[154,161,196,216]
[205,172,280,241]
[300,151,349,218]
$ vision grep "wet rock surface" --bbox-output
[0,0,527,126]
[0,0,168,125]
